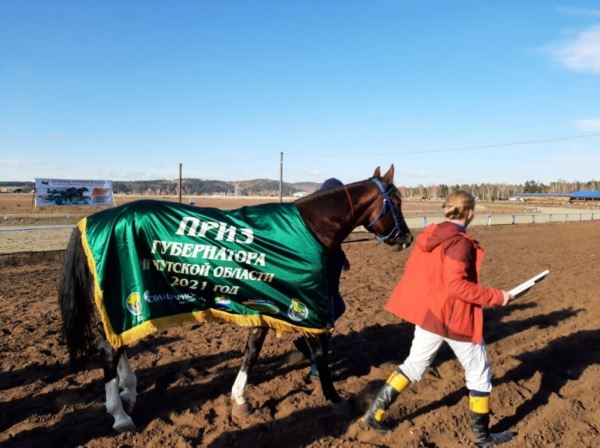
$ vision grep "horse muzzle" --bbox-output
[392,232,413,251]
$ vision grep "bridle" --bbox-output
[365,177,407,244]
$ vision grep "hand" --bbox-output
[501,290,513,306]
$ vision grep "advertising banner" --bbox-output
[34,178,114,207]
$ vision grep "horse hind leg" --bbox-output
[306,335,342,404]
[231,327,268,419]
[117,351,137,414]
[99,341,136,432]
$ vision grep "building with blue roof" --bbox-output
[570,191,600,200]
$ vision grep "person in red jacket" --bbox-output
[361,190,513,447]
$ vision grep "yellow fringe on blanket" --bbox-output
[78,218,329,349]
[114,309,328,349]
[79,218,120,345]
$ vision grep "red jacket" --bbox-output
[385,222,504,344]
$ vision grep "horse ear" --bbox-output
[373,166,381,177]
[382,164,395,185]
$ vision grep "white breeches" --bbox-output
[399,325,492,393]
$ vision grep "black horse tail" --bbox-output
[58,226,96,367]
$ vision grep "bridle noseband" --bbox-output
[365,177,406,244]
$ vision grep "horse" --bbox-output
[58,165,413,433]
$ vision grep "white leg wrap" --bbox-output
[105,377,136,432]
[117,354,137,412]
[231,370,248,405]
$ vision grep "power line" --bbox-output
[287,132,600,158]
[185,155,274,167]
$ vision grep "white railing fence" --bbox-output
[405,212,597,229]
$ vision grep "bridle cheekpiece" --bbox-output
[365,177,405,244]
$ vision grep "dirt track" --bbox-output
[1,221,600,447]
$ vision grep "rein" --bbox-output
[341,236,377,244]
[365,177,404,243]
[343,185,355,223]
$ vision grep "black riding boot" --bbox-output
[470,393,513,447]
[362,370,410,433]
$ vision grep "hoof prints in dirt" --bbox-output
[1,221,600,447]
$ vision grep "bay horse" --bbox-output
[58,165,412,432]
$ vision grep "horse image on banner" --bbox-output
[58,165,413,432]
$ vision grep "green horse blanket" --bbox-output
[79,200,331,348]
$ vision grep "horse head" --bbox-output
[363,165,413,250]
[296,165,413,251]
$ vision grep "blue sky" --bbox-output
[1,1,599,186]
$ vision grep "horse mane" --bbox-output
[295,177,379,251]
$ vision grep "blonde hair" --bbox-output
[442,190,475,219]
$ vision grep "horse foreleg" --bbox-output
[306,334,342,403]
[117,350,137,413]
[231,327,268,419]
[99,341,136,433]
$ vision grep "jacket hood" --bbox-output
[416,221,463,252]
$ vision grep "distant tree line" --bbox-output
[397,183,520,201]
[0,181,34,193]
[397,179,600,201]
[522,179,600,194]
[111,179,314,196]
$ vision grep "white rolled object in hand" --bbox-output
[508,269,550,298]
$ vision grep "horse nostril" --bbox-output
[401,233,413,250]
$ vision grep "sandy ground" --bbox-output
[1,219,599,447]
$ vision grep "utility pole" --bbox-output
[179,161,182,204]
[279,152,283,203]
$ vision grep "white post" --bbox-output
[279,152,283,203]
[178,161,183,204]
[487,215,492,226]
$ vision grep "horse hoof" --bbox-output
[113,417,136,433]
[231,401,252,420]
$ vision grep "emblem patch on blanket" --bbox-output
[79,200,331,348]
